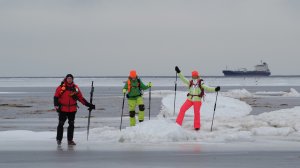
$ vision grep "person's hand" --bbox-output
[55,106,60,113]
[215,86,220,92]
[175,66,181,73]
[122,89,127,94]
[147,82,152,87]
[87,103,95,111]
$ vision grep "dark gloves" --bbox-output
[175,66,181,73]
[55,106,61,113]
[86,102,96,111]
[215,86,220,92]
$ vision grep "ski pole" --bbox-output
[210,91,219,132]
[173,72,178,116]
[149,85,151,120]
[119,93,126,131]
[87,81,94,141]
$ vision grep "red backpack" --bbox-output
[188,79,205,98]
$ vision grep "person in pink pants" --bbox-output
[175,66,220,130]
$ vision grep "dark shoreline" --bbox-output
[1,75,300,79]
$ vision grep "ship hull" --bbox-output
[223,70,271,76]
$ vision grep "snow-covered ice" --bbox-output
[255,88,300,97]
[283,88,300,97]
[0,89,300,145]
[220,88,300,98]
[161,91,252,119]
[221,89,253,99]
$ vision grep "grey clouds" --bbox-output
[0,0,299,76]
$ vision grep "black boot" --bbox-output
[68,140,76,146]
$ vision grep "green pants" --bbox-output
[128,96,145,126]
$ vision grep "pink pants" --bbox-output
[176,99,202,129]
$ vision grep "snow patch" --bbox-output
[161,91,252,119]
[255,88,300,97]
[283,88,300,97]
[118,119,196,143]
[251,127,294,136]
[221,89,253,99]
[255,91,286,96]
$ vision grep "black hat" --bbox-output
[65,74,74,79]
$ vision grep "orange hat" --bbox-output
[192,70,199,77]
[129,70,137,78]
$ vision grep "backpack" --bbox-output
[187,79,205,99]
[127,78,141,93]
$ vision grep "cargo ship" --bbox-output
[223,62,271,76]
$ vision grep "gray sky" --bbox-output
[0,0,299,76]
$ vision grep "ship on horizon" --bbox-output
[223,62,271,76]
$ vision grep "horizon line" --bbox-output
[0,75,300,78]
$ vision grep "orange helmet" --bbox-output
[192,70,199,78]
[129,70,137,78]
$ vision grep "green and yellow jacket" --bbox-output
[123,78,150,100]
[178,72,215,102]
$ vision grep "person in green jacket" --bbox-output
[175,66,220,130]
[123,70,152,126]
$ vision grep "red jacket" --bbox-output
[54,82,88,113]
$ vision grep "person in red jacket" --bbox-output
[54,74,95,146]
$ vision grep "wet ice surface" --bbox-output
[1,151,300,168]
[1,141,300,168]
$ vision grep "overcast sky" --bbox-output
[0,0,299,76]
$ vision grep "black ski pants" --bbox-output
[56,112,76,141]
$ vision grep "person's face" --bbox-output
[66,77,73,84]
[192,76,199,80]
[131,76,137,80]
